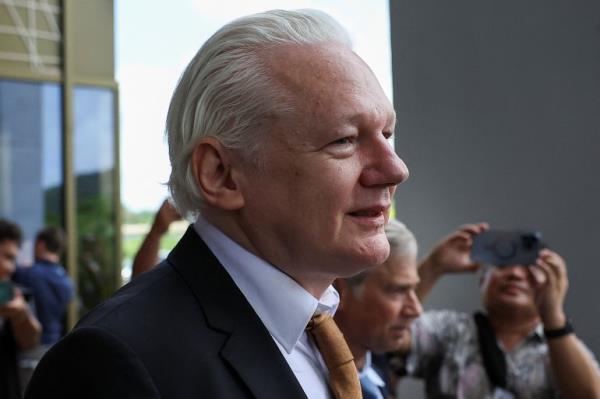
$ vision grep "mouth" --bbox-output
[389,325,410,337]
[501,283,528,295]
[391,325,409,331]
[347,205,388,222]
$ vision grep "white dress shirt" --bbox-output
[194,216,337,399]
[359,351,386,399]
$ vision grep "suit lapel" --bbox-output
[221,323,307,399]
[168,226,307,399]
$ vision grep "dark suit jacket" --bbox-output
[371,353,393,398]
[25,226,307,399]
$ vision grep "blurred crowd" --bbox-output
[0,219,73,398]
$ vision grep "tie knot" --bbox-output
[306,312,330,331]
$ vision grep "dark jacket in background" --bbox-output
[13,261,74,345]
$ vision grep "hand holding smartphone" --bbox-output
[471,230,545,267]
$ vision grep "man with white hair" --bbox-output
[26,9,407,399]
[390,224,600,399]
[334,219,422,399]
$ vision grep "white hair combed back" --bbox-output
[166,9,353,217]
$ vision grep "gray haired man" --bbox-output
[335,219,422,399]
[26,9,408,399]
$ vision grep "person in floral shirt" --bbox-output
[389,223,600,399]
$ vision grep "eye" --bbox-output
[331,136,356,146]
[384,284,409,295]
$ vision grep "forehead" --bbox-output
[0,239,18,255]
[267,42,366,89]
[264,42,394,129]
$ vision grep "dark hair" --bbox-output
[0,218,23,246]
[36,226,66,256]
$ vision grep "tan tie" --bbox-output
[307,313,362,399]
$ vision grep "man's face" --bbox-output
[483,265,539,314]
[0,239,19,281]
[234,43,409,290]
[338,251,422,354]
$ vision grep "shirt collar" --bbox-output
[480,310,546,345]
[531,323,545,342]
[359,351,386,387]
[193,216,339,354]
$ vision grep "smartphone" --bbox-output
[471,230,545,267]
[0,280,15,306]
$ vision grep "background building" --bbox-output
[0,0,119,326]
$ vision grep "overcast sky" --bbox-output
[116,0,391,212]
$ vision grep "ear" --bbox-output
[192,138,245,210]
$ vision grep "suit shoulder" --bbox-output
[26,326,161,398]
[76,261,184,329]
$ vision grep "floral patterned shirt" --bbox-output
[400,310,596,399]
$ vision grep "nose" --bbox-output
[359,136,409,188]
[401,290,423,319]
[502,264,528,279]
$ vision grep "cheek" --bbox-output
[385,302,403,322]
[369,297,399,325]
[285,166,351,207]
[309,161,359,193]
[0,260,12,278]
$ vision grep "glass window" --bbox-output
[0,80,63,262]
[73,86,117,315]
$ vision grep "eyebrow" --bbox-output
[387,281,419,290]
[346,110,396,129]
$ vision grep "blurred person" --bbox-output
[131,199,181,278]
[334,219,422,399]
[0,218,41,399]
[13,226,74,346]
[26,9,408,399]
[389,223,600,399]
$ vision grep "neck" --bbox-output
[202,211,334,298]
[350,344,368,371]
[488,307,539,350]
[332,312,368,370]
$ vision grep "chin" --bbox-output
[327,237,390,277]
[376,338,404,353]
[334,262,373,280]
[494,297,535,312]
[353,236,390,267]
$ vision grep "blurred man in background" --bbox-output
[13,226,73,347]
[335,219,422,399]
[131,199,181,278]
[0,218,41,399]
